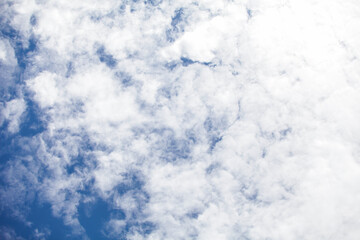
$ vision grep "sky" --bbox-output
[1,0,360,239]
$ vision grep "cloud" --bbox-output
[0,37,18,96]
[0,226,25,240]
[0,98,26,133]
[1,0,360,239]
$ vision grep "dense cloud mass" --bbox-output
[1,0,360,239]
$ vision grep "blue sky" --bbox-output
[1,0,360,239]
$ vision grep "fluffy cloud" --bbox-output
[1,0,360,239]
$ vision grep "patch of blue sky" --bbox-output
[187,210,201,219]
[0,21,39,114]
[30,14,37,26]
[203,116,227,152]
[0,176,75,239]
[165,29,176,43]
[0,21,18,41]
[100,173,155,238]
[259,127,292,142]
[90,13,103,23]
[171,8,184,27]
[118,4,127,13]
[21,171,154,240]
[180,57,195,66]
[162,137,191,162]
[246,8,253,19]
[165,61,178,71]
[166,8,185,42]
[185,129,197,144]
[103,220,155,240]
[2,149,145,239]
[127,221,156,236]
[79,198,120,240]
[203,116,217,132]
[201,61,216,67]
[44,133,98,176]
[261,148,267,158]
[114,71,133,87]
[14,36,37,71]
[158,85,178,99]
[115,171,146,195]
[144,0,162,7]
[65,61,75,78]
[0,213,32,239]
[19,98,46,137]
[132,126,193,162]
[97,46,117,69]
[0,26,21,95]
[65,154,87,175]
[0,134,26,166]
[240,185,259,203]
[0,67,17,100]
[164,57,215,71]
[27,201,76,239]
[209,135,223,152]
[180,57,214,67]
[205,162,220,174]
[279,127,292,139]
[88,6,120,23]
[0,106,46,177]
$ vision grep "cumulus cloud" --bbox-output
[1,0,360,239]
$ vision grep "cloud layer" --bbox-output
[1,0,360,239]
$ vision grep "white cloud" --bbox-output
[0,38,18,94]
[27,71,60,108]
[2,0,360,239]
[0,98,26,133]
[0,39,15,63]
